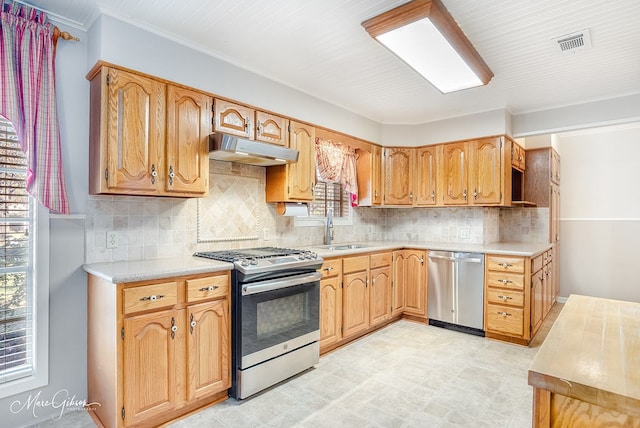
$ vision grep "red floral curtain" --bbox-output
[315,137,358,205]
[0,0,70,213]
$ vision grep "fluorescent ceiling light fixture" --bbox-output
[362,0,493,93]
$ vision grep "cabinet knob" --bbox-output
[171,317,177,339]
[473,189,478,200]
[498,263,513,268]
[323,267,334,271]
[497,311,512,317]
[463,190,467,201]
[189,313,196,334]
[498,279,513,284]
[256,120,262,136]
[151,164,157,184]
[431,190,435,201]
[139,294,164,301]
[199,285,219,292]
[497,295,512,301]
[168,166,175,185]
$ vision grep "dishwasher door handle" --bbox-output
[455,257,483,263]
[428,254,456,262]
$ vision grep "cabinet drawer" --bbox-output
[486,304,524,336]
[343,256,369,274]
[370,252,391,268]
[487,288,524,307]
[320,259,342,279]
[186,274,229,303]
[487,256,525,273]
[486,272,525,290]
[123,282,178,314]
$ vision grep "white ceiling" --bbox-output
[25,0,640,125]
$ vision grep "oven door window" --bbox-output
[240,282,319,364]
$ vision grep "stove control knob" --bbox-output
[298,254,305,260]
[250,258,259,265]
[241,259,250,267]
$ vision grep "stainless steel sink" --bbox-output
[315,244,370,251]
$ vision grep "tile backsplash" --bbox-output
[85,161,550,263]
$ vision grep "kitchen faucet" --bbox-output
[325,208,333,245]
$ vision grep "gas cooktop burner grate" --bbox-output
[194,247,305,262]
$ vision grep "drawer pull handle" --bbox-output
[497,311,512,317]
[140,294,164,302]
[498,263,513,268]
[498,279,513,284]
[199,286,219,292]
[497,295,512,301]
[323,267,334,271]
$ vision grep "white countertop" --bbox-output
[304,240,552,258]
[83,256,233,284]
[83,241,552,284]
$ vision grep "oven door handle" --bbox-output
[241,272,322,296]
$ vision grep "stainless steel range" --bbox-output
[194,247,322,399]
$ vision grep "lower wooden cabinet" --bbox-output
[319,259,342,349]
[342,256,370,339]
[88,271,231,428]
[393,249,427,318]
[369,252,392,326]
[484,249,556,346]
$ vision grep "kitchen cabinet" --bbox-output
[391,251,406,317]
[511,140,526,171]
[213,98,289,146]
[319,258,342,350]
[356,144,383,206]
[485,255,530,344]
[383,147,414,205]
[415,146,438,206]
[369,252,392,326]
[88,64,210,197]
[266,120,315,202]
[394,249,427,318]
[439,142,468,205]
[525,147,561,300]
[87,270,230,428]
[342,255,370,339]
[166,85,211,194]
[439,137,509,206]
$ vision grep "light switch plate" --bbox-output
[459,228,471,239]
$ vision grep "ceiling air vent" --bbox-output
[553,29,592,54]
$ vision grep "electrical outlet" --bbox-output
[459,228,471,239]
[106,231,119,249]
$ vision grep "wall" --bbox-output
[555,122,640,302]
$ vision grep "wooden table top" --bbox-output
[528,294,640,417]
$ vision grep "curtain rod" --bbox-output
[10,0,80,42]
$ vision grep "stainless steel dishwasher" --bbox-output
[427,251,485,336]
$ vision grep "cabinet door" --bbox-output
[530,269,544,334]
[342,270,369,339]
[105,68,165,192]
[469,138,503,205]
[440,142,468,205]
[186,300,230,401]
[371,145,383,205]
[415,146,437,205]
[123,309,181,426]
[384,147,413,205]
[551,183,560,244]
[370,266,391,326]
[255,111,288,146]
[214,99,254,139]
[166,86,210,195]
[391,251,406,317]
[319,276,342,349]
[287,121,315,200]
[404,250,427,317]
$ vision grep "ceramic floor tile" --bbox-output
[46,305,564,428]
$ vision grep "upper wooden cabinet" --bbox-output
[214,99,288,146]
[88,64,210,197]
[439,137,509,206]
[415,146,438,206]
[266,121,315,202]
[383,147,414,205]
[166,86,211,195]
[511,140,526,171]
[356,144,383,206]
[468,137,505,205]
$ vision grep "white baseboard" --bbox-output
[556,296,568,304]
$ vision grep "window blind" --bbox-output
[309,181,350,218]
[0,117,34,383]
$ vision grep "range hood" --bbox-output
[209,132,299,166]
